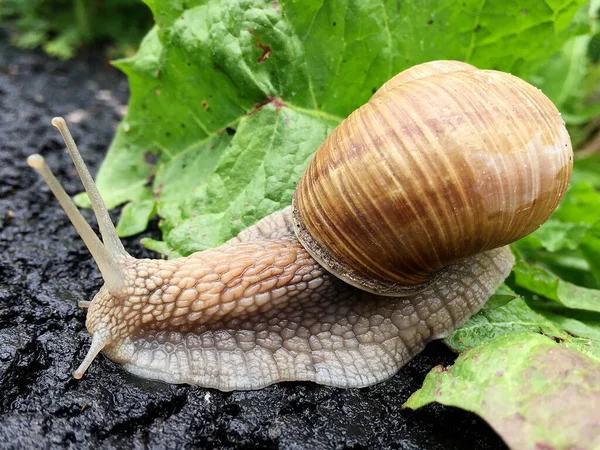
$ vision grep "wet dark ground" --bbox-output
[0,35,508,449]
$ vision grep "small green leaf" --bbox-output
[589,33,600,63]
[553,183,600,225]
[115,199,156,238]
[73,192,90,209]
[514,260,600,313]
[517,219,589,252]
[2,0,152,59]
[580,221,600,285]
[445,295,565,353]
[140,238,181,259]
[571,157,600,190]
[405,332,600,450]
[511,181,600,287]
[481,284,519,310]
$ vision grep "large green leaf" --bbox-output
[92,0,589,255]
[529,1,600,121]
[445,291,600,359]
[405,332,600,450]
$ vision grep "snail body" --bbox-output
[28,61,572,390]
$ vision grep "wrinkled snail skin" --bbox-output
[28,60,571,391]
[88,209,514,390]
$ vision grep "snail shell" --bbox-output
[294,61,572,295]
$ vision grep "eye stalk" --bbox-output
[27,147,128,296]
[50,117,128,260]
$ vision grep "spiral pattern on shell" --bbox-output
[293,61,573,295]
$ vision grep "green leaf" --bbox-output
[1,0,152,59]
[140,237,180,259]
[157,104,337,254]
[405,332,600,450]
[517,219,589,252]
[535,307,600,358]
[115,199,156,238]
[513,259,600,313]
[481,284,519,310]
[524,0,600,152]
[444,295,566,353]
[96,0,589,254]
[580,220,600,284]
[43,28,79,60]
[445,288,600,357]
[529,35,590,120]
[509,181,600,288]
[571,156,600,189]
[590,32,600,63]
[553,182,600,225]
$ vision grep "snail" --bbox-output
[28,61,572,391]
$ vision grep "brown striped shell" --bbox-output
[292,61,573,296]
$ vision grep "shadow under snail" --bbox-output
[28,60,573,391]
